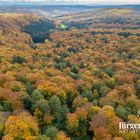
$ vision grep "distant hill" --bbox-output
[56,8,140,29]
[0,13,56,43]
[0,13,39,33]
[0,4,99,18]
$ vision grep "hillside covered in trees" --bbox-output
[0,7,140,140]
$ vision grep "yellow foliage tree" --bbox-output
[3,112,39,140]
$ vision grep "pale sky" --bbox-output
[1,0,140,4]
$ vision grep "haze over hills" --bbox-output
[0,3,100,18]
[0,2,140,18]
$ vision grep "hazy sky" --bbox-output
[1,0,140,4]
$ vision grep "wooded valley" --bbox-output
[0,7,140,140]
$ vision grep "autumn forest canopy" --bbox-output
[0,4,140,140]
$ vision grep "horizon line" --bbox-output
[1,1,140,5]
